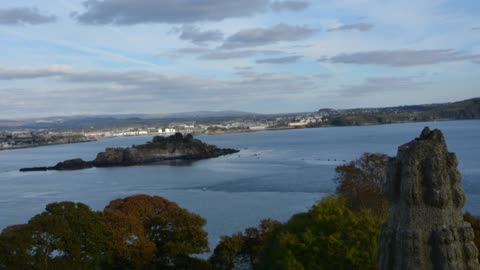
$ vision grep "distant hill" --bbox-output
[319,103,442,114]
[422,97,480,120]
[318,98,480,118]
[150,110,258,119]
[314,97,480,127]
[32,110,257,121]
[1,98,478,131]
[0,111,259,130]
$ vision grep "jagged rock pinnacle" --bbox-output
[378,127,480,270]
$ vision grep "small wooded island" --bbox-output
[20,133,239,172]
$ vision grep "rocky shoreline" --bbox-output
[20,133,239,172]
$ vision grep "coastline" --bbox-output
[0,139,97,152]
[0,118,474,152]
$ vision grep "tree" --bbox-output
[210,219,281,270]
[0,202,113,270]
[210,233,245,270]
[334,153,389,217]
[0,224,37,269]
[174,132,184,140]
[243,219,281,268]
[104,194,210,269]
[258,196,383,270]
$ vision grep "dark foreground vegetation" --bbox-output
[2,152,479,269]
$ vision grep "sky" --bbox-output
[0,0,479,119]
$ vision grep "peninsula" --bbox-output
[19,133,239,172]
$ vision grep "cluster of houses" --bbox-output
[86,127,180,138]
[0,131,36,148]
[113,130,149,136]
[2,114,335,146]
[0,130,93,149]
[85,127,179,138]
[288,115,328,127]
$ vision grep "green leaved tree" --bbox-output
[209,219,281,270]
[0,202,113,270]
[258,196,383,270]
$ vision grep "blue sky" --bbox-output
[0,0,479,119]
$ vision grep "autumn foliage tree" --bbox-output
[104,194,210,269]
[334,152,389,217]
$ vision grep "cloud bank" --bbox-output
[321,49,480,66]
[256,55,302,64]
[270,0,309,12]
[0,7,56,25]
[221,24,318,49]
[173,25,224,45]
[339,77,430,95]
[0,65,318,117]
[327,23,374,32]
[75,0,270,25]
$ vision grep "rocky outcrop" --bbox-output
[20,134,239,172]
[91,134,238,167]
[54,159,94,170]
[378,127,480,270]
[19,159,93,172]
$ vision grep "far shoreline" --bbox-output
[1,118,477,152]
[0,139,97,152]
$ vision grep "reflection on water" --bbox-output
[151,160,195,166]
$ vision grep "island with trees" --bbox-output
[19,133,239,172]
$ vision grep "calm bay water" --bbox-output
[0,120,479,250]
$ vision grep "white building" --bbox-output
[249,125,268,131]
[158,128,176,134]
[288,122,308,127]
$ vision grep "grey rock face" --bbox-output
[378,127,480,270]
